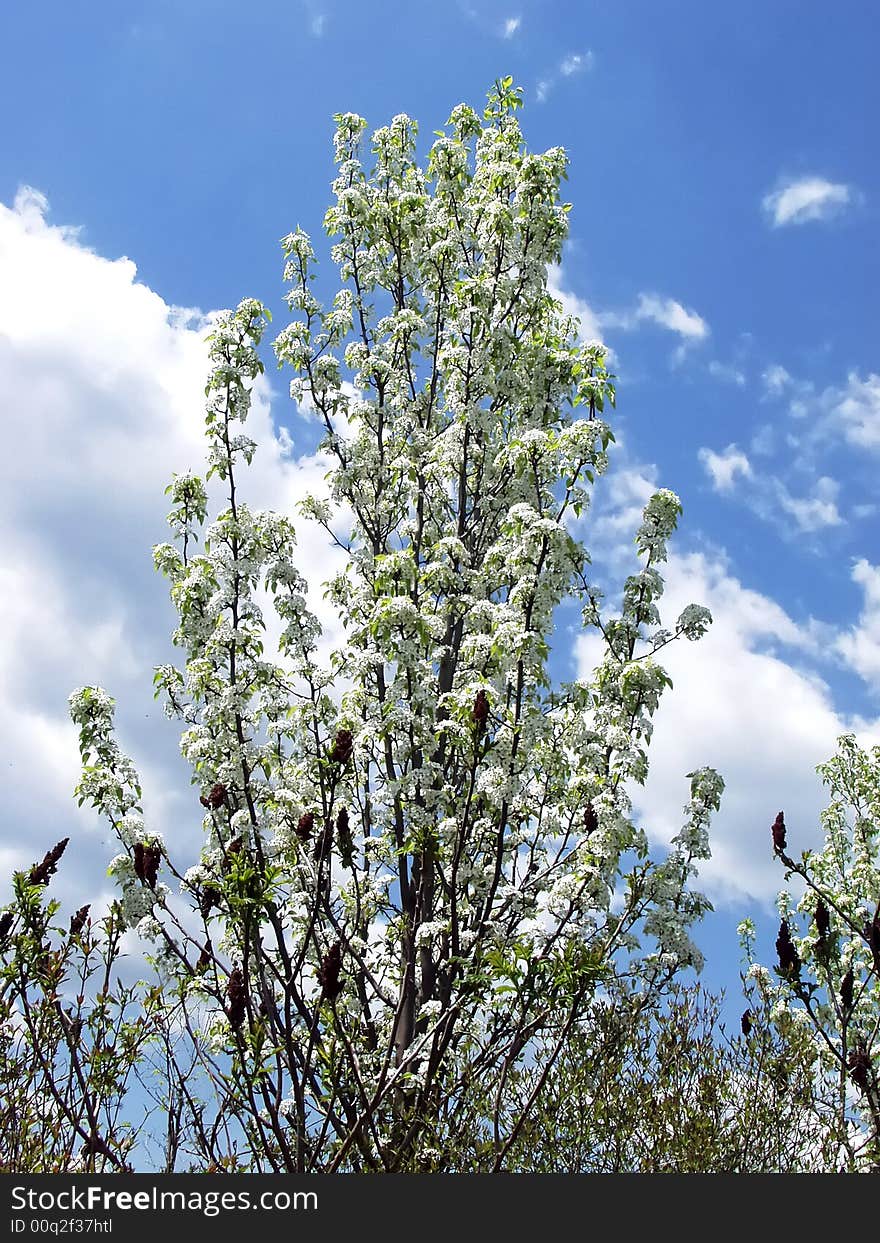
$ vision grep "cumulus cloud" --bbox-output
[621,549,857,904]
[549,268,709,364]
[836,559,880,690]
[0,187,345,905]
[831,371,880,450]
[547,265,605,346]
[775,475,842,532]
[698,444,753,493]
[633,294,708,340]
[602,295,709,357]
[576,475,875,903]
[762,176,854,227]
[761,363,793,396]
[760,367,880,470]
[696,437,845,534]
[502,15,520,37]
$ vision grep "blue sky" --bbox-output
[2,0,878,1007]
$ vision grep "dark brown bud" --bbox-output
[841,967,854,1012]
[221,838,243,874]
[0,910,13,946]
[771,811,786,854]
[133,843,160,888]
[227,967,246,1029]
[329,728,353,765]
[145,846,160,887]
[472,689,490,729]
[69,905,90,938]
[776,919,800,977]
[296,812,314,843]
[317,941,343,1000]
[815,900,831,944]
[314,819,334,863]
[741,1010,753,1036]
[200,886,221,918]
[196,941,212,973]
[336,807,355,868]
[200,783,228,811]
[583,802,599,836]
[848,1042,871,1093]
[863,913,880,957]
[29,838,69,887]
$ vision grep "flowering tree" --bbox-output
[64,79,722,1172]
[741,735,880,1172]
[0,841,156,1172]
[499,981,832,1173]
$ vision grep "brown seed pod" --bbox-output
[771,811,786,854]
[815,900,831,944]
[133,843,160,888]
[776,919,800,977]
[143,846,161,888]
[200,782,228,811]
[200,886,221,918]
[471,689,490,729]
[329,728,354,765]
[69,905,90,938]
[317,941,343,1000]
[227,967,247,1029]
[863,913,880,957]
[221,838,243,874]
[29,838,69,887]
[314,819,334,863]
[336,808,355,868]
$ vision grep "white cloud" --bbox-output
[775,475,842,532]
[602,294,709,350]
[831,371,880,449]
[750,424,775,457]
[536,50,593,102]
[699,444,753,493]
[560,51,593,75]
[707,360,746,387]
[0,186,345,905]
[547,265,605,346]
[699,417,843,535]
[759,368,880,470]
[547,267,714,375]
[502,15,520,37]
[576,513,875,904]
[762,176,854,227]
[761,363,792,396]
[634,294,708,340]
[836,559,880,689]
